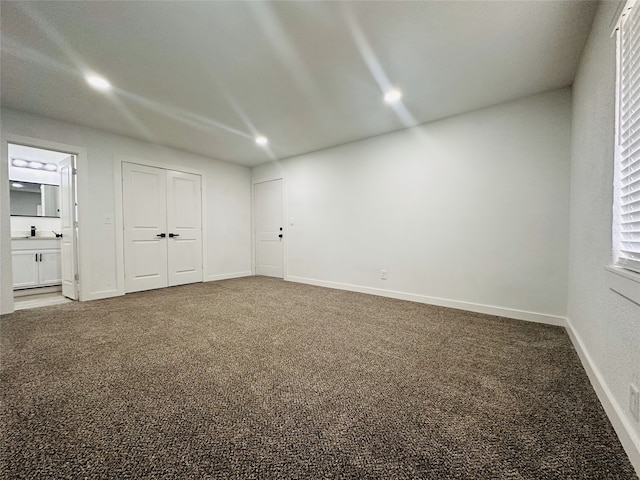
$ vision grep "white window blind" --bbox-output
[615,0,640,274]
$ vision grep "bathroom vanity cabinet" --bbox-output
[11,238,62,289]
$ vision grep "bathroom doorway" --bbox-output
[7,142,79,310]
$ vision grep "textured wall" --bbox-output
[568,0,640,465]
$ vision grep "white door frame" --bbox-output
[0,134,87,313]
[114,156,206,294]
[252,177,286,278]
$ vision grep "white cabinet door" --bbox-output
[254,179,284,278]
[39,251,62,286]
[12,251,39,289]
[123,163,169,293]
[166,170,202,287]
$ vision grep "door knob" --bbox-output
[278,234,283,238]
[156,233,166,238]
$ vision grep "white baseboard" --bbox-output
[14,285,62,297]
[566,318,640,476]
[80,273,252,301]
[84,289,122,301]
[206,271,253,282]
[285,276,567,326]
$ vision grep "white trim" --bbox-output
[112,158,126,297]
[613,0,640,284]
[606,266,640,306]
[13,285,61,297]
[566,317,640,477]
[607,265,640,283]
[286,275,567,326]
[1,133,87,308]
[85,289,123,301]
[612,0,638,35]
[205,271,253,282]
[116,155,206,177]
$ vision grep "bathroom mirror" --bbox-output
[9,181,60,218]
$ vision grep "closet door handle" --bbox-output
[35,253,38,262]
[40,254,43,262]
[168,233,179,238]
[156,233,166,238]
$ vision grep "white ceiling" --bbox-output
[1,1,597,167]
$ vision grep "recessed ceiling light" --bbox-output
[11,183,24,188]
[28,161,44,169]
[255,136,269,146]
[86,74,112,92]
[384,89,402,103]
[43,163,58,171]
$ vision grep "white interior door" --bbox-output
[166,170,203,286]
[254,179,284,278]
[123,163,168,293]
[59,155,77,299]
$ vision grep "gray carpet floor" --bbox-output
[1,277,637,479]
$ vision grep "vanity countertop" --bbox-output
[11,235,61,240]
[11,237,62,251]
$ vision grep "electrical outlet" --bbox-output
[630,383,639,422]
[380,269,387,280]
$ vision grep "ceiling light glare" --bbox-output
[255,136,269,146]
[12,158,28,167]
[86,74,112,92]
[28,161,44,169]
[384,89,402,103]
[11,183,24,188]
[43,163,58,171]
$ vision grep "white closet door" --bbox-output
[123,163,168,293]
[166,170,203,286]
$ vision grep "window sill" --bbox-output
[605,266,640,306]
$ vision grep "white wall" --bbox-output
[568,0,640,471]
[253,89,571,324]
[1,108,252,313]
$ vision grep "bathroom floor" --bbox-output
[13,292,72,311]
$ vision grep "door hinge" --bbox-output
[73,221,79,228]
[72,168,77,175]
[74,273,79,281]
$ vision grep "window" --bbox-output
[614,0,640,275]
